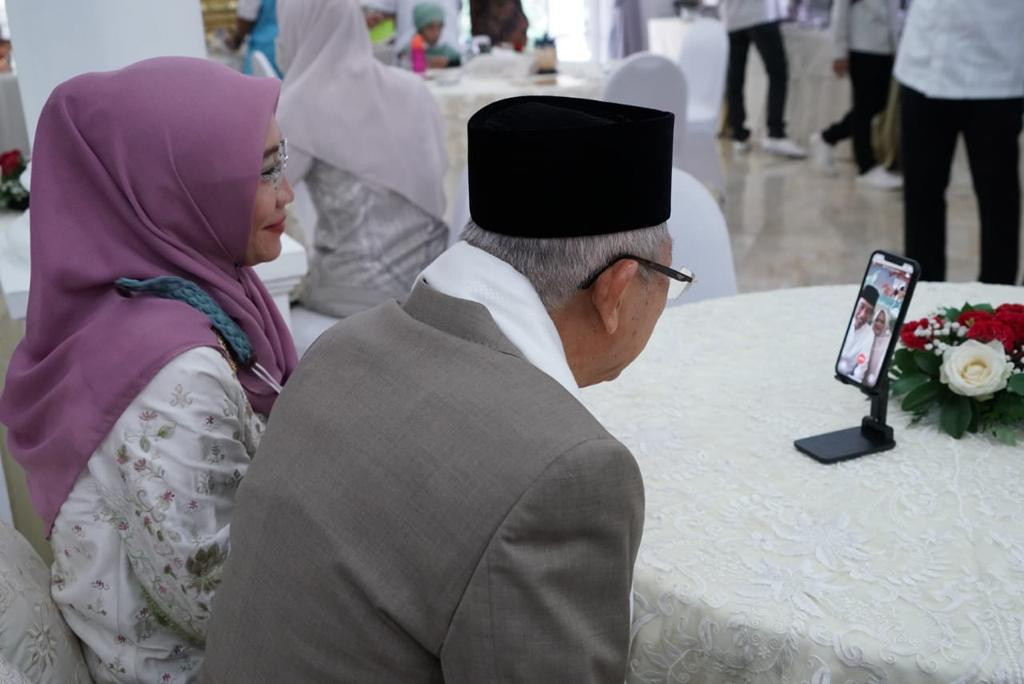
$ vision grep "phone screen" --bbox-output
[835,251,920,390]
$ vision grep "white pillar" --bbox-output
[6,0,206,145]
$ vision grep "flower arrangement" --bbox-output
[890,303,1024,444]
[0,149,29,211]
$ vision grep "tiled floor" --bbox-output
[720,140,1024,292]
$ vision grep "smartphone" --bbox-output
[835,251,920,392]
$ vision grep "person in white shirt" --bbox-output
[810,0,902,190]
[720,0,807,158]
[894,0,1024,284]
[837,285,878,383]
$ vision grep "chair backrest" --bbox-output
[0,522,91,683]
[668,167,737,304]
[676,17,728,124]
[250,49,279,80]
[450,165,470,247]
[603,52,688,168]
[290,181,319,245]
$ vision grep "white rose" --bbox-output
[939,339,1012,401]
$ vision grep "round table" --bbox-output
[427,65,604,223]
[581,282,1024,683]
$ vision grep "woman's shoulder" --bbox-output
[145,345,244,400]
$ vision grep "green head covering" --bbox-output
[413,3,445,31]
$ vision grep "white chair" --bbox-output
[0,522,92,683]
[250,50,278,79]
[286,181,332,356]
[668,167,737,305]
[675,17,729,196]
[450,165,471,247]
[603,52,688,169]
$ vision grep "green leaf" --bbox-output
[1008,374,1024,396]
[913,350,942,377]
[944,307,962,323]
[892,348,916,374]
[156,425,175,439]
[902,380,942,412]
[993,427,1018,446]
[939,393,972,438]
[139,435,151,453]
[964,302,994,314]
[892,373,930,396]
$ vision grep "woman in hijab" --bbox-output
[0,57,297,682]
[864,307,893,387]
[278,0,448,321]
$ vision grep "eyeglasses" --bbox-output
[260,138,289,189]
[579,254,696,300]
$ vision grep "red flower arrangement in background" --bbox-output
[890,302,1024,444]
[0,148,28,211]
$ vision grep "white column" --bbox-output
[6,0,206,144]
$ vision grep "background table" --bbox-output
[582,282,1024,682]
[427,64,604,223]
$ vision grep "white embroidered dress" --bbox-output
[49,347,264,684]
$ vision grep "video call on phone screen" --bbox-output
[836,253,915,389]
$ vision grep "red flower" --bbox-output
[966,318,1016,352]
[995,303,1024,342]
[0,149,22,177]
[956,308,993,328]
[900,318,929,350]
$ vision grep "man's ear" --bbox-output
[590,259,639,335]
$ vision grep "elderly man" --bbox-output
[201,96,690,682]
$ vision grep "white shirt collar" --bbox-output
[418,241,582,400]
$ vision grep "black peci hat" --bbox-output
[467,96,674,238]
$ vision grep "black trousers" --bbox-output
[821,51,894,174]
[726,21,787,141]
[901,85,1023,284]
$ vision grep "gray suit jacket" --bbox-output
[201,283,645,683]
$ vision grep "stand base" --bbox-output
[795,418,895,464]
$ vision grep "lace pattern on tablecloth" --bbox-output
[582,283,1024,684]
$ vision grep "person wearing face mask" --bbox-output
[202,96,688,682]
[0,57,297,682]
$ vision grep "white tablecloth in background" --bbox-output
[0,74,30,156]
[582,282,1024,682]
[427,65,604,223]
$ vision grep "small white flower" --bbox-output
[939,340,1013,401]
[925,343,933,350]
[957,328,967,338]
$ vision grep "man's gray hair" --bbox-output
[461,220,670,311]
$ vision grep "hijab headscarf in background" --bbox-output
[0,57,298,532]
[277,0,448,219]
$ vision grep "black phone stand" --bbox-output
[794,377,896,464]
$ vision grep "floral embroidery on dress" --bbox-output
[49,347,264,683]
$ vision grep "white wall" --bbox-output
[6,0,206,144]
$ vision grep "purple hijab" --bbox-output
[0,57,298,533]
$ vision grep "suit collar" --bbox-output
[402,281,523,359]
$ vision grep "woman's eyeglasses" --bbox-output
[580,254,695,300]
[260,138,289,189]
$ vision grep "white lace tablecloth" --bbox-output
[427,65,604,223]
[581,282,1024,683]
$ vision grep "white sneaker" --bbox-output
[809,132,837,176]
[732,139,751,155]
[856,165,903,191]
[762,136,808,159]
